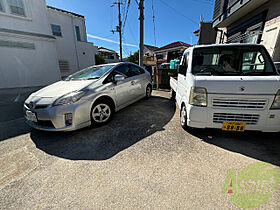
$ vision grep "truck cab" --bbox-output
[170,44,280,132]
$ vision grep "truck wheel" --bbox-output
[170,89,176,101]
[180,104,188,129]
[145,85,152,99]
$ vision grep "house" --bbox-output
[98,47,119,63]
[154,41,191,64]
[0,0,97,89]
[212,0,280,64]
[143,44,158,65]
[0,0,60,89]
[193,21,217,45]
[47,6,98,78]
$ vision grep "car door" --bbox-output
[128,64,146,97]
[108,64,138,108]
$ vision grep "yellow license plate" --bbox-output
[222,121,246,132]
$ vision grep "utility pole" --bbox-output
[139,0,144,66]
[112,1,124,61]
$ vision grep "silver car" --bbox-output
[24,62,152,131]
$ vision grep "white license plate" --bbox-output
[26,111,37,122]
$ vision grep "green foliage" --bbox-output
[95,54,106,65]
[127,50,139,64]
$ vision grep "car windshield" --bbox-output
[65,65,114,81]
[192,46,277,76]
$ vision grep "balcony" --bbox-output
[213,0,270,27]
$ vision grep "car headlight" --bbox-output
[189,87,207,107]
[53,90,87,106]
[271,90,280,109]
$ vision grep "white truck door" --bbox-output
[177,52,189,107]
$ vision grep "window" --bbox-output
[114,64,129,77]
[130,65,145,75]
[242,51,266,72]
[75,26,81,41]
[51,24,62,37]
[8,0,25,16]
[0,0,4,12]
[65,65,114,81]
[192,46,276,76]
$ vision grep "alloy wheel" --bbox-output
[92,103,111,123]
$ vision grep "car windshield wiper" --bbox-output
[86,77,100,80]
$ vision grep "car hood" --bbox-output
[32,80,95,98]
[194,76,280,94]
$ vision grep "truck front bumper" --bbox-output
[186,105,280,132]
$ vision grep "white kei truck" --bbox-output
[170,44,280,132]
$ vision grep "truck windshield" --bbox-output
[192,46,277,76]
[65,65,114,81]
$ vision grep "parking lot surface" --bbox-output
[0,91,279,209]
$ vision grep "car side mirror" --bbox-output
[114,74,125,82]
[178,65,187,75]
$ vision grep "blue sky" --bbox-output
[46,0,215,57]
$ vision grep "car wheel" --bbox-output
[91,100,113,126]
[170,89,176,101]
[180,104,188,129]
[145,85,152,99]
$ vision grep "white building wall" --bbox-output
[0,37,60,88]
[0,0,61,88]
[0,0,52,35]
[47,8,96,77]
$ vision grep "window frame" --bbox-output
[129,64,145,76]
[75,25,81,41]
[51,24,62,37]
[7,0,26,16]
[0,0,4,12]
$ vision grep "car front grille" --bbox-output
[213,113,260,125]
[35,120,55,128]
[212,99,267,109]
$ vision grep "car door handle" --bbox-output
[131,81,135,85]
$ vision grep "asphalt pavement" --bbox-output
[0,91,279,209]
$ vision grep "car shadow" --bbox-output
[187,128,280,166]
[0,118,31,141]
[30,96,176,160]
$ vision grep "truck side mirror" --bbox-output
[178,65,187,75]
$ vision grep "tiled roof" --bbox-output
[155,41,191,52]
[144,44,159,51]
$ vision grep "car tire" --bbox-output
[180,103,188,130]
[91,99,114,126]
[145,85,152,99]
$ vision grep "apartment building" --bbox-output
[47,6,98,78]
[212,0,280,65]
[0,0,97,89]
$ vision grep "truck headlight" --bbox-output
[271,90,280,109]
[53,90,87,106]
[189,87,207,107]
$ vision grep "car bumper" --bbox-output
[24,99,92,131]
[186,105,280,132]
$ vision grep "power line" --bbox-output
[152,0,156,46]
[158,0,198,25]
[122,0,130,31]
